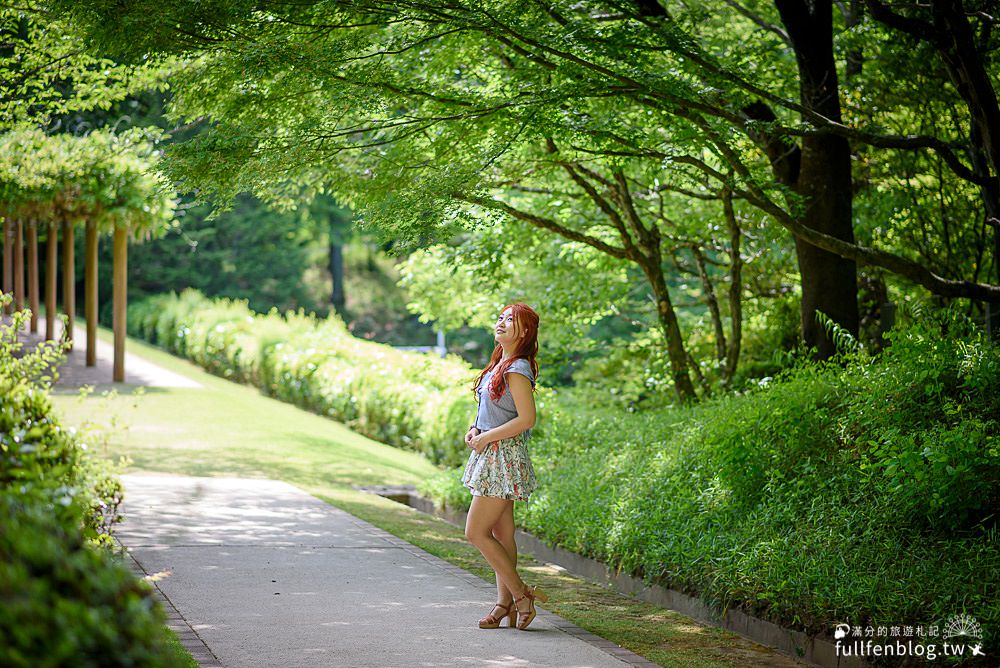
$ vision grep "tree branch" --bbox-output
[691,243,728,363]
[720,0,791,45]
[699,123,1000,300]
[611,168,657,247]
[455,193,631,259]
[863,0,940,43]
[545,139,640,258]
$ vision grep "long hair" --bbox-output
[471,302,539,401]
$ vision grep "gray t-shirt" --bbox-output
[474,358,536,438]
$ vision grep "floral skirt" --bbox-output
[461,432,537,502]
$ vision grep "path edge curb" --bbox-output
[339,505,661,668]
[400,492,867,668]
[116,538,224,668]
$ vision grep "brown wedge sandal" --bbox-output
[478,601,517,629]
[513,585,549,630]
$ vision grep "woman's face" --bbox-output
[494,308,521,347]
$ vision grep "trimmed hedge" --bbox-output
[421,312,1000,647]
[128,289,498,466]
[0,299,184,667]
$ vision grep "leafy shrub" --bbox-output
[1,302,123,541]
[0,491,184,668]
[129,289,480,465]
[1,296,182,667]
[841,308,1000,529]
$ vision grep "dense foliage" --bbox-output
[0,493,183,668]
[398,216,803,394]
[127,289,511,465]
[421,312,1000,644]
[0,299,185,667]
[0,7,161,132]
[49,0,1000,400]
[5,0,999,659]
[82,192,449,350]
[98,193,327,319]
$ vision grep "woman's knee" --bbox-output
[466,496,506,544]
[491,525,513,543]
[466,521,490,545]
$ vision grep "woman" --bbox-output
[461,302,548,631]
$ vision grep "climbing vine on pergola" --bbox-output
[0,126,176,381]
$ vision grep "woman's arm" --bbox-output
[471,374,536,451]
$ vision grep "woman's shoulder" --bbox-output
[505,357,535,384]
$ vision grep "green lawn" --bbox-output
[164,628,200,668]
[50,327,798,668]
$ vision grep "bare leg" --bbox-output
[465,495,526,600]
[491,500,517,605]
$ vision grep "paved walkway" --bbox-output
[4,315,200,388]
[119,474,651,668]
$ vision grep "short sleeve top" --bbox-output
[474,358,536,438]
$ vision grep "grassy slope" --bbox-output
[50,327,800,668]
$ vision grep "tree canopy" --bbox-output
[43,0,1000,398]
[1,7,162,132]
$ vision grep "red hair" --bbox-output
[472,302,539,401]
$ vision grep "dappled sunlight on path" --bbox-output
[120,474,646,668]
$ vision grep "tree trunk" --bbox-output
[639,250,697,402]
[62,219,75,349]
[13,220,24,313]
[722,186,743,380]
[46,221,57,340]
[329,240,345,314]
[775,0,859,357]
[113,227,127,382]
[932,0,1000,284]
[844,0,864,80]
[2,220,11,315]
[970,120,1000,285]
[932,0,1000,179]
[86,220,98,367]
[691,244,727,366]
[27,220,39,333]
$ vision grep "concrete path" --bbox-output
[119,474,651,668]
[4,315,201,388]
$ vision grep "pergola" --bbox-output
[0,127,175,381]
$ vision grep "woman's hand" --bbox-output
[465,427,479,449]
[469,431,497,454]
